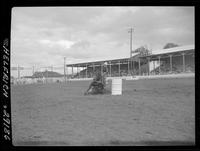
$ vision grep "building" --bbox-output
[66,44,195,79]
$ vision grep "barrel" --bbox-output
[112,78,122,95]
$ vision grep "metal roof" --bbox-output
[66,45,194,66]
[151,44,194,56]
[67,53,139,67]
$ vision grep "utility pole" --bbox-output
[128,28,134,74]
[128,28,134,58]
[64,57,66,83]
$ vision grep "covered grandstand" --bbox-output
[66,44,195,79]
[11,44,194,85]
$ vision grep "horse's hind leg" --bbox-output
[84,86,94,95]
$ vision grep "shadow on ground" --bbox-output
[105,140,195,146]
[13,141,71,146]
[13,140,195,146]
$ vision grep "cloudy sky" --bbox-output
[11,6,194,76]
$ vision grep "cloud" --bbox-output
[39,39,75,49]
[11,6,194,71]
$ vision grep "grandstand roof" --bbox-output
[67,52,139,67]
[66,44,194,67]
[149,44,194,56]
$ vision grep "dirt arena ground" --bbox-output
[11,77,195,146]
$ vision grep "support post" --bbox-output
[133,60,134,75]
[182,53,185,72]
[158,56,161,75]
[170,55,172,73]
[101,63,103,75]
[130,59,132,75]
[110,62,111,77]
[86,64,87,78]
[128,59,130,75]
[138,58,141,76]
[77,66,79,79]
[93,64,95,76]
[118,61,120,76]
[147,57,150,75]
[105,62,108,76]
[153,60,155,75]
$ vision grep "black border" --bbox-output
[1,0,199,151]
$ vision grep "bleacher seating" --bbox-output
[72,54,194,78]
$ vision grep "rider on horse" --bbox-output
[84,68,107,95]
